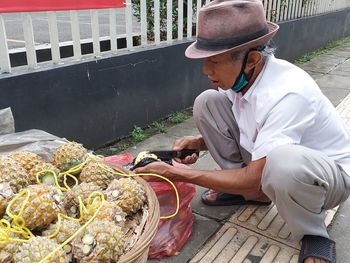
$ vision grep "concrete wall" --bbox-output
[1,8,350,148]
[275,8,350,60]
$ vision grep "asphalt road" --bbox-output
[2,9,141,49]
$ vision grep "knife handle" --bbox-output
[177,149,200,159]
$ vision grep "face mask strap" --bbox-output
[231,51,250,93]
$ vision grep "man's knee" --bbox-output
[193,90,228,119]
[262,144,307,194]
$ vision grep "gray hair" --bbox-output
[231,42,276,61]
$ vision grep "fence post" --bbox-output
[187,0,193,38]
[125,0,133,49]
[109,8,117,52]
[154,0,161,44]
[70,11,82,60]
[178,0,183,40]
[91,10,101,57]
[196,0,202,35]
[167,0,173,43]
[140,0,147,45]
[22,13,37,69]
[0,15,11,73]
[48,12,60,64]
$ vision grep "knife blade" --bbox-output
[149,149,199,160]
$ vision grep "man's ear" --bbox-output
[246,51,263,71]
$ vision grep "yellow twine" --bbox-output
[38,191,105,263]
[94,156,180,220]
[0,153,180,261]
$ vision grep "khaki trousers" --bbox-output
[193,90,350,240]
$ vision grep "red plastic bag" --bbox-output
[103,153,196,259]
[103,152,134,167]
[148,179,195,259]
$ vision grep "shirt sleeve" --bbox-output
[252,93,317,160]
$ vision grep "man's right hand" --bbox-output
[172,135,207,164]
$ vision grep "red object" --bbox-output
[0,0,125,13]
[148,180,195,259]
[104,152,134,167]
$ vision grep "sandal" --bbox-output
[299,235,336,263]
[201,189,272,206]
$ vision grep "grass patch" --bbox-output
[295,35,350,64]
[169,112,189,124]
[94,108,192,156]
[131,126,145,142]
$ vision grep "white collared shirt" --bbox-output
[220,55,350,176]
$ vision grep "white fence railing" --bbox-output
[0,0,350,74]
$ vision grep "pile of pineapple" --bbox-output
[0,142,148,263]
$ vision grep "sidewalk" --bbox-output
[130,41,350,263]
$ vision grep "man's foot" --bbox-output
[201,189,272,206]
[299,235,336,263]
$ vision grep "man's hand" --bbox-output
[134,161,174,181]
[173,135,207,164]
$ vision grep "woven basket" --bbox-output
[119,177,160,263]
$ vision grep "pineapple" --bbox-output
[81,200,126,225]
[105,178,146,215]
[80,158,118,189]
[52,141,88,171]
[42,218,81,256]
[9,151,43,173]
[0,183,14,217]
[0,233,20,263]
[28,162,60,185]
[72,220,125,262]
[13,236,69,263]
[62,182,101,217]
[0,156,28,193]
[9,184,61,230]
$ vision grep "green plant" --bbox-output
[169,111,190,124]
[153,121,167,133]
[131,126,145,142]
[295,35,350,64]
[132,0,202,41]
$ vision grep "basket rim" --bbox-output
[118,177,160,262]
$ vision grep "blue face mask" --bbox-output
[231,52,250,93]
[231,72,249,93]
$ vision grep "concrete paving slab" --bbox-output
[325,50,350,59]
[306,71,325,80]
[319,87,350,106]
[148,214,222,263]
[315,74,350,90]
[299,55,346,74]
[328,59,350,76]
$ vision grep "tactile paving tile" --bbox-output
[190,204,338,263]
[229,204,338,249]
[190,223,300,263]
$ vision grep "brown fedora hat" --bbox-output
[185,0,279,59]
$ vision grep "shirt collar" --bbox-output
[241,54,272,103]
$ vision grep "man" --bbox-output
[135,0,350,262]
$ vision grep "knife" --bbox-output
[149,149,200,160]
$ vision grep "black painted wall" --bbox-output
[1,8,350,148]
[274,8,350,60]
[0,43,206,148]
